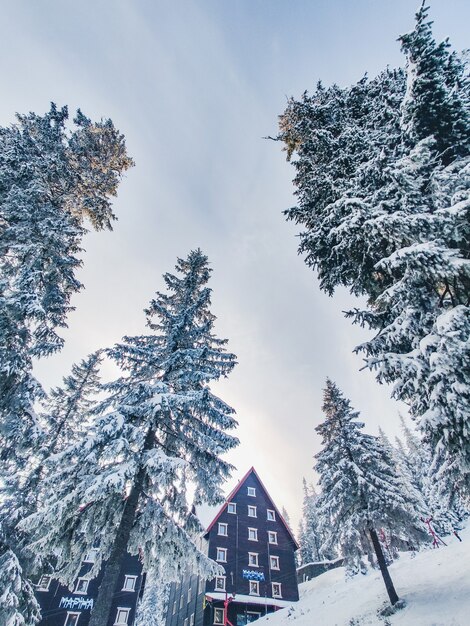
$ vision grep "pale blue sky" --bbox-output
[2,0,468,530]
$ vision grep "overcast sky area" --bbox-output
[2,0,469,532]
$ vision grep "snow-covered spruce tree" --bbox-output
[0,104,131,625]
[135,574,169,626]
[277,5,470,491]
[0,549,40,626]
[297,479,331,565]
[0,351,104,558]
[315,380,427,605]
[0,103,133,458]
[21,250,238,626]
[0,360,104,626]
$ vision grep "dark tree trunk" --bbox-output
[369,527,399,605]
[88,428,154,626]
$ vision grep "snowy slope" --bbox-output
[259,525,470,625]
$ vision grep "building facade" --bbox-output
[35,551,143,626]
[165,468,299,626]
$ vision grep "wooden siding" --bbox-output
[166,468,299,626]
[36,553,143,626]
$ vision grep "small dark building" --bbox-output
[165,467,299,626]
[35,551,143,626]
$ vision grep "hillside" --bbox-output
[259,525,470,625]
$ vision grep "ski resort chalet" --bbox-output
[34,468,299,626]
[165,467,299,626]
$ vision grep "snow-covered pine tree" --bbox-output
[297,479,328,566]
[0,105,132,626]
[135,574,169,626]
[0,351,103,557]
[0,104,133,457]
[39,351,103,457]
[21,250,239,626]
[315,380,427,605]
[0,549,40,626]
[399,2,470,162]
[277,5,470,493]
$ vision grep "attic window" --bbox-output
[267,509,276,521]
[247,487,256,497]
[218,523,228,536]
[248,505,257,518]
[227,502,236,514]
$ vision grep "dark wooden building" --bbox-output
[165,467,299,626]
[35,551,143,626]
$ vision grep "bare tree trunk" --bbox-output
[369,527,399,605]
[88,428,153,626]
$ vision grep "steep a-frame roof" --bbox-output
[204,466,299,548]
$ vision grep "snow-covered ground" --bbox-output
[259,525,470,625]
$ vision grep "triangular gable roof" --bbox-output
[204,466,299,549]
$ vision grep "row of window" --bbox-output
[218,522,278,539]
[36,574,137,594]
[225,502,276,520]
[62,606,130,626]
[215,551,280,570]
[216,528,278,557]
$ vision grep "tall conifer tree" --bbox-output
[315,380,427,605]
[277,5,470,491]
[21,250,239,626]
[0,104,132,626]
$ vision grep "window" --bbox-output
[247,487,256,497]
[173,601,176,614]
[248,552,259,567]
[272,583,282,598]
[184,619,188,626]
[180,594,184,609]
[270,556,280,570]
[74,578,90,595]
[246,612,261,623]
[190,615,195,626]
[268,531,278,545]
[64,613,80,626]
[248,528,258,541]
[215,576,226,591]
[249,580,259,596]
[122,575,137,591]
[267,509,276,521]
[198,578,204,595]
[83,548,98,563]
[187,587,192,603]
[216,547,227,562]
[247,505,257,518]
[218,522,228,536]
[227,502,236,514]
[37,575,52,591]
[114,607,130,625]
[214,608,225,625]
